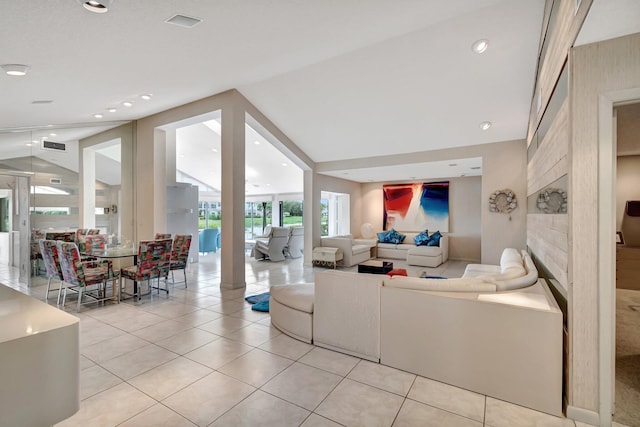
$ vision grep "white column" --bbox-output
[81,148,96,228]
[220,102,246,289]
[303,170,319,265]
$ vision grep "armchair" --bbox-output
[321,234,374,267]
[285,226,304,259]
[253,226,290,262]
[199,228,219,254]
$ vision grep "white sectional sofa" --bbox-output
[376,231,449,267]
[308,249,563,416]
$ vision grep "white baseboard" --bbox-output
[567,405,600,426]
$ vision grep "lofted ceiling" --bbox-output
[0,0,639,191]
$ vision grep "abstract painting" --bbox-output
[383,181,449,232]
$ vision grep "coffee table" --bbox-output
[357,260,393,274]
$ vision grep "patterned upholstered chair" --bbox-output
[120,239,172,300]
[154,233,172,240]
[39,239,64,304]
[56,241,110,311]
[84,234,113,272]
[167,234,192,288]
[46,231,76,242]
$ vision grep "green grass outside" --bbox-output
[198,216,303,230]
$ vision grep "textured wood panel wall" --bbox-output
[527,100,569,196]
[527,214,568,288]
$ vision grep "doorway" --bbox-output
[612,102,640,426]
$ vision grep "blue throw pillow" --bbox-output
[427,231,442,246]
[377,230,392,243]
[388,229,406,244]
[414,230,430,246]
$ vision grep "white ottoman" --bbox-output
[270,284,315,343]
[406,246,444,267]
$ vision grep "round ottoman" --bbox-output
[270,283,315,343]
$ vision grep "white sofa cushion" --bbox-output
[406,246,443,257]
[384,276,497,292]
[352,244,371,255]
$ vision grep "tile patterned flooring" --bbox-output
[1,255,585,427]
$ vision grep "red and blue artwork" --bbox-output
[383,181,449,232]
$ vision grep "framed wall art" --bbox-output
[382,181,449,232]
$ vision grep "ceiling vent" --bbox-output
[42,140,66,152]
[32,100,53,104]
[49,178,62,185]
[165,14,202,28]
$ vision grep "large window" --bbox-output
[245,201,272,239]
[199,201,221,229]
[321,191,350,236]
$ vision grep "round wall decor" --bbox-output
[536,188,567,213]
[489,189,517,213]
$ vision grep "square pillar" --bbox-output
[220,103,246,289]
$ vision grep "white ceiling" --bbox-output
[0,0,638,190]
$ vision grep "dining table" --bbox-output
[82,246,139,299]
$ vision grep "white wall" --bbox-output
[361,176,482,262]
[318,139,527,264]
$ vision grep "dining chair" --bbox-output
[120,239,172,300]
[154,233,172,239]
[56,241,111,311]
[167,234,192,288]
[85,234,113,272]
[39,239,65,304]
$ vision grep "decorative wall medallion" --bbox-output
[536,188,567,213]
[489,189,517,213]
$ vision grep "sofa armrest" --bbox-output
[321,236,356,266]
[439,235,449,263]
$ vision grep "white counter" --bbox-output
[0,284,80,426]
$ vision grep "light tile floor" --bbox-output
[1,255,582,427]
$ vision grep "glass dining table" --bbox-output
[82,246,139,299]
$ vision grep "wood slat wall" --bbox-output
[527,214,568,287]
[527,100,569,196]
[526,0,593,143]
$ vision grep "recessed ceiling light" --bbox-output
[49,133,57,136]
[122,101,134,107]
[254,141,260,145]
[141,94,152,100]
[281,163,287,167]
[179,154,185,158]
[79,0,112,13]
[211,148,218,152]
[479,121,492,131]
[107,108,117,113]
[472,39,489,54]
[266,183,271,186]
[1,64,29,76]
[93,113,103,119]
[26,143,32,147]
[32,140,38,144]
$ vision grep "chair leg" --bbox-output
[77,287,83,312]
[45,277,52,301]
[57,280,63,305]
[183,270,187,288]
